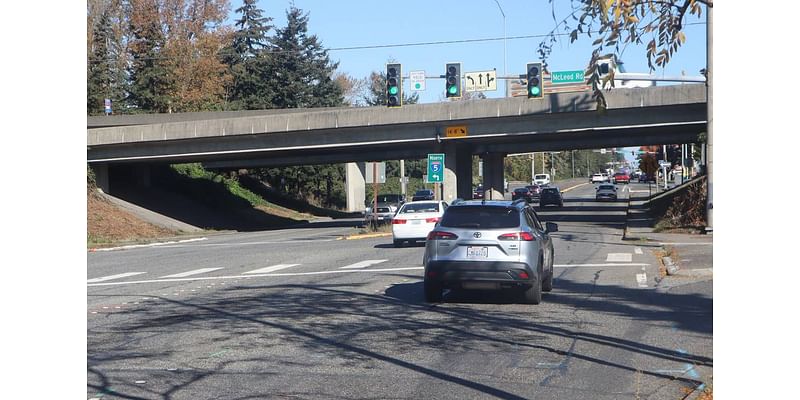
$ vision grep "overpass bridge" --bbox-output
[88,84,706,211]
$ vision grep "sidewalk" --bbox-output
[624,191,712,278]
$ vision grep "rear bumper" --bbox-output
[425,260,537,289]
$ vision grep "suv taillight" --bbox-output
[425,217,441,223]
[392,219,406,224]
[427,231,458,240]
[497,232,535,241]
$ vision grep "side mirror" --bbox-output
[545,222,558,233]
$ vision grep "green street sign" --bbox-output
[427,153,445,183]
[551,70,585,84]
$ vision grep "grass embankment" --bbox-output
[87,164,339,247]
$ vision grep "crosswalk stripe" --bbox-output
[244,264,300,274]
[555,263,649,268]
[340,259,388,269]
[87,272,146,283]
[635,247,644,255]
[160,267,223,278]
[606,253,633,262]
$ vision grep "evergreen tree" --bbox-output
[268,6,344,108]
[127,0,172,112]
[222,0,274,110]
[87,0,128,115]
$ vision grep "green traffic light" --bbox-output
[389,86,398,95]
[448,86,457,95]
[530,86,541,96]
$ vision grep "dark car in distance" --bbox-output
[511,187,534,203]
[639,173,656,183]
[472,185,485,199]
[539,187,564,208]
[525,185,542,201]
[412,189,435,202]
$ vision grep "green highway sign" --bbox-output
[551,70,585,84]
[427,153,445,183]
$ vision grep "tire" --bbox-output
[424,280,443,303]
[522,278,542,304]
[542,263,553,292]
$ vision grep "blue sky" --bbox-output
[230,0,708,161]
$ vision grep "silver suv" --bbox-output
[423,199,557,304]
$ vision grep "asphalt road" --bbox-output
[87,181,712,400]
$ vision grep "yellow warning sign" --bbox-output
[445,125,468,137]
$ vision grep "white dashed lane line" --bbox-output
[87,272,146,283]
[160,267,223,278]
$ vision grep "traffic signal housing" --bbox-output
[386,63,402,107]
[445,62,461,98]
[526,62,543,99]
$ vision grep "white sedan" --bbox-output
[391,200,448,247]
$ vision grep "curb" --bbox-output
[663,256,680,275]
[339,232,393,240]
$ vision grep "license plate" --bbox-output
[467,246,488,258]
[411,220,422,225]
[462,282,498,290]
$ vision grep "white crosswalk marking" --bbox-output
[635,247,643,255]
[87,272,146,283]
[244,264,300,274]
[340,260,388,269]
[606,253,632,262]
[160,268,223,278]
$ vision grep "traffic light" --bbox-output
[386,63,402,107]
[526,62,543,99]
[445,62,461,98]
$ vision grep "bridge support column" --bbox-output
[481,153,506,200]
[345,162,366,212]
[91,164,110,193]
[444,145,472,203]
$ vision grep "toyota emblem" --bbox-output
[473,232,482,238]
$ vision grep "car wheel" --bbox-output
[424,280,443,303]
[542,269,553,292]
[522,278,542,304]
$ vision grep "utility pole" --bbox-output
[400,159,406,197]
[705,3,713,233]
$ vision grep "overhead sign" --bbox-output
[409,70,426,91]
[551,70,585,84]
[445,125,467,138]
[464,70,497,92]
[427,154,445,183]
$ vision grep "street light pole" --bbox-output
[492,0,507,98]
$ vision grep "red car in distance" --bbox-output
[613,172,630,184]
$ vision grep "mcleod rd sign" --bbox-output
[551,70,585,84]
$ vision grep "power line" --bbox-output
[88,22,707,63]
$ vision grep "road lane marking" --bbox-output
[554,263,649,268]
[87,272,146,283]
[340,259,388,269]
[244,264,300,274]
[635,247,643,255]
[606,253,633,262]
[636,273,648,287]
[89,238,207,252]
[160,268,223,278]
[658,242,712,246]
[87,266,424,287]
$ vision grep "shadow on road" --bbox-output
[89,273,712,399]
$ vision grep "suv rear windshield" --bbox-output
[535,175,547,179]
[542,188,559,194]
[513,188,528,193]
[414,190,432,196]
[440,206,520,229]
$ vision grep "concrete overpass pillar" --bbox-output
[481,153,506,200]
[345,162,366,212]
[444,145,473,203]
[91,164,110,193]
